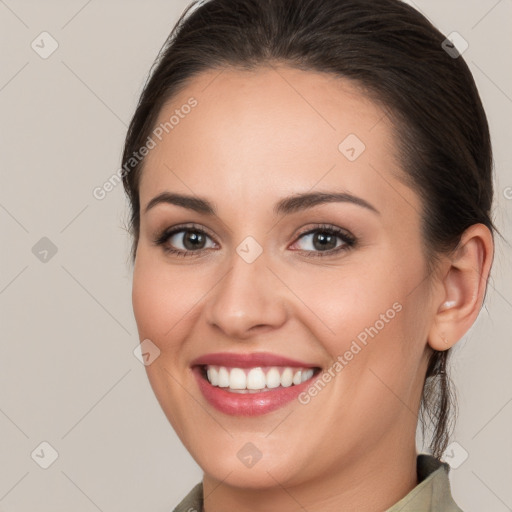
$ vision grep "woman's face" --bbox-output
[132,66,436,489]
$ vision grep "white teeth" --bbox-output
[207,367,218,386]
[204,365,317,391]
[247,367,266,390]
[229,368,246,389]
[281,367,293,387]
[266,367,281,389]
[218,367,230,387]
[301,368,314,382]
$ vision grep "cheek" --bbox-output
[131,252,199,434]
[291,262,408,357]
[297,256,429,401]
[132,251,193,352]
[132,239,428,362]
[132,258,162,340]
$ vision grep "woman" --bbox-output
[121,0,495,510]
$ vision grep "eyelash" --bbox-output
[153,223,357,259]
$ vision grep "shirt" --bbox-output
[171,454,463,512]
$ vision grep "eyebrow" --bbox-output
[143,190,380,216]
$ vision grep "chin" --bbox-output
[188,438,311,490]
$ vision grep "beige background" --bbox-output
[1,0,511,510]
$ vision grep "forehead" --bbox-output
[139,65,419,220]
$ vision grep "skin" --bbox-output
[131,65,494,512]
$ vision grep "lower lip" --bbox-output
[192,366,318,416]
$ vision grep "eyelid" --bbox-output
[153,222,218,245]
[294,223,354,240]
[154,222,356,258]
[289,223,356,256]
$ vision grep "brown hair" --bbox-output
[121,0,496,458]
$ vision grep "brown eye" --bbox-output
[154,224,217,257]
[291,225,356,258]
[178,230,209,250]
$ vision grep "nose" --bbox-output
[204,251,289,340]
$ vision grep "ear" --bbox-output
[428,223,494,351]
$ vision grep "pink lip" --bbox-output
[190,352,320,416]
[192,367,319,416]
[190,351,317,368]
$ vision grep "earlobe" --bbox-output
[427,224,494,352]
[429,328,453,351]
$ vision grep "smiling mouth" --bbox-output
[198,365,321,393]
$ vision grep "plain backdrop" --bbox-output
[1,0,511,510]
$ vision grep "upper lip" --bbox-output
[190,351,319,369]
